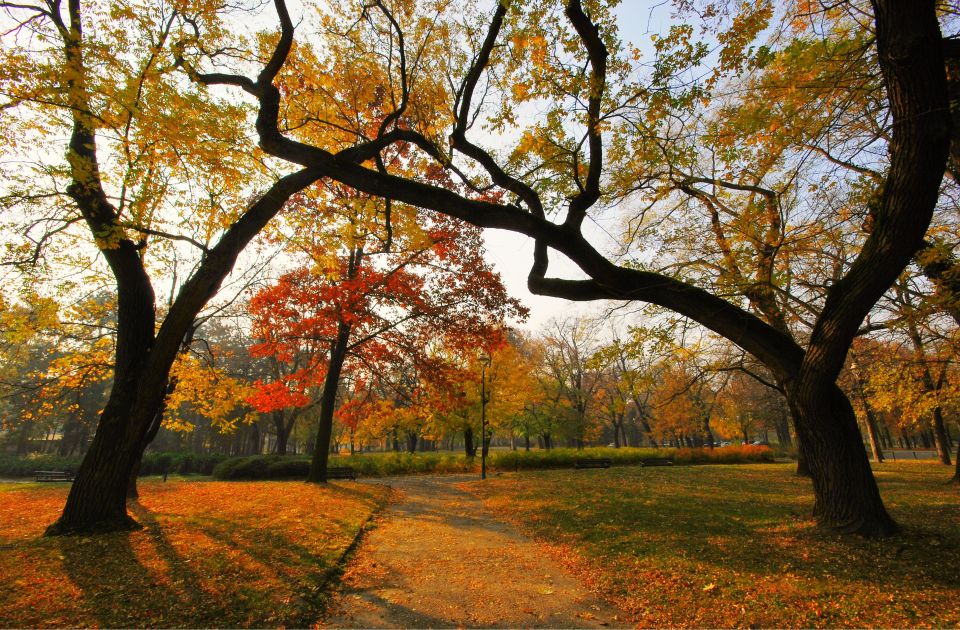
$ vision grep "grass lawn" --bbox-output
[0,478,389,627]
[466,462,960,628]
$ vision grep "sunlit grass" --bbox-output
[466,462,960,628]
[0,479,389,628]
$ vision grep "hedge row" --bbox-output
[0,452,229,478]
[212,452,476,480]
[211,445,775,480]
[0,445,774,481]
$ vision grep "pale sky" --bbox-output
[480,2,669,332]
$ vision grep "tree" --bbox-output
[0,0,330,533]
[246,197,523,481]
[190,0,947,535]
[540,317,603,449]
[592,324,676,447]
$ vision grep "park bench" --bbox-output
[573,458,612,469]
[326,466,357,480]
[639,457,674,467]
[34,470,74,482]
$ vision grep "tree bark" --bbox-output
[464,426,477,457]
[307,322,351,483]
[786,382,897,535]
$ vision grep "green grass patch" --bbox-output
[465,462,960,628]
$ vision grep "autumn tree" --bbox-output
[183,0,950,535]
[247,193,523,481]
[539,317,603,449]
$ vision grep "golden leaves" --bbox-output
[165,354,256,434]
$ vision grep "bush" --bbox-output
[208,446,774,482]
[0,451,230,478]
[0,454,83,477]
[490,447,669,471]
[0,444,775,482]
[140,452,228,476]
[265,458,311,478]
[212,455,314,480]
[673,444,774,465]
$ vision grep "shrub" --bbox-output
[0,451,231,478]
[673,444,774,465]
[264,458,311,479]
[489,447,671,471]
[0,454,83,477]
[140,452,228,476]
[0,444,775,482]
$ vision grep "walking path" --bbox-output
[323,474,626,628]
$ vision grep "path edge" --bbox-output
[299,483,396,624]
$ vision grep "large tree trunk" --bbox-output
[45,237,157,534]
[307,323,351,483]
[787,381,897,536]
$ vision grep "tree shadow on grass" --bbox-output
[192,514,358,626]
[502,466,960,591]
[58,503,223,628]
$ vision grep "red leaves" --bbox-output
[247,378,312,412]
[246,211,526,421]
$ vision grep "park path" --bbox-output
[322,474,626,629]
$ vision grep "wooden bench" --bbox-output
[574,458,612,469]
[34,470,74,482]
[640,457,674,467]
[326,466,357,480]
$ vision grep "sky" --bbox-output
[479,1,671,332]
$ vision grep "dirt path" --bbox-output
[322,474,626,629]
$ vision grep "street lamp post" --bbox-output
[479,354,491,480]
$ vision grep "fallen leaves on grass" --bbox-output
[0,480,388,628]
[466,462,960,628]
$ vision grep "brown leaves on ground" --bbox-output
[466,462,960,628]
[0,479,388,628]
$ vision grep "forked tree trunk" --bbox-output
[48,401,156,534]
